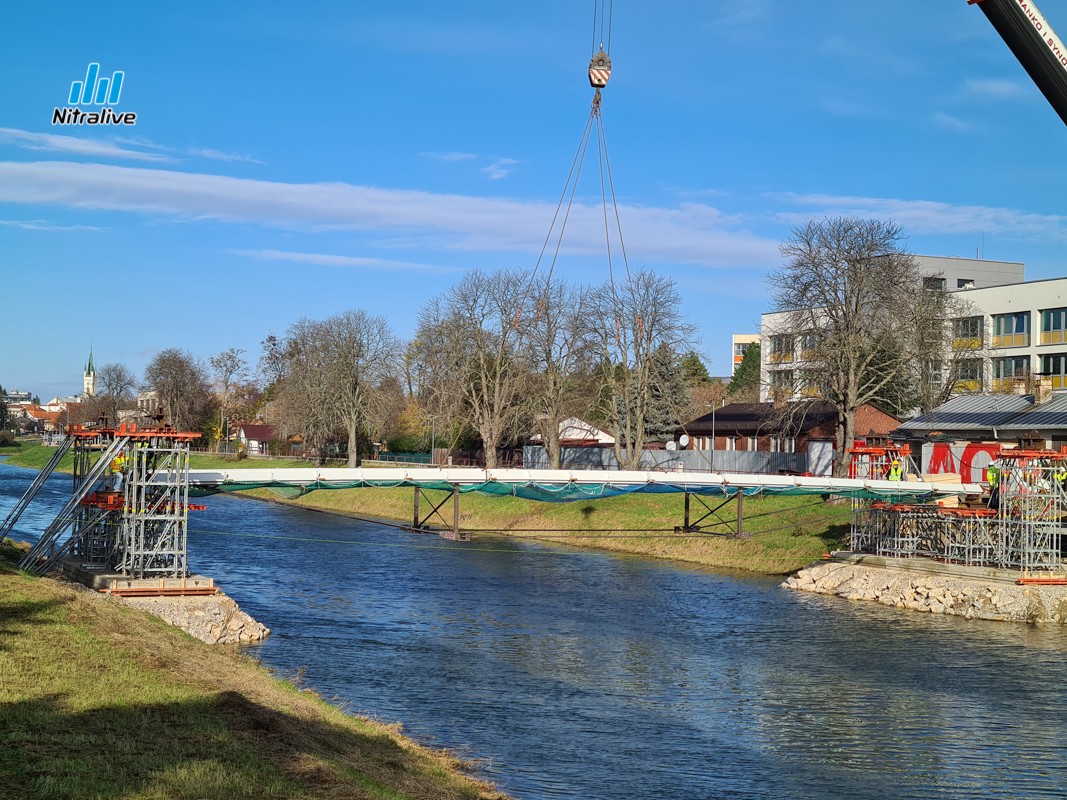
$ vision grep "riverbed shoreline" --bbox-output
[784,557,1067,623]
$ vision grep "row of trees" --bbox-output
[30,266,713,468]
[264,268,699,468]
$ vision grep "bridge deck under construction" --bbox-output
[182,467,982,501]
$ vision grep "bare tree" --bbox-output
[94,362,137,424]
[209,348,248,451]
[768,217,954,475]
[526,274,595,469]
[272,312,398,466]
[325,310,398,467]
[142,349,213,433]
[587,270,695,469]
[415,268,531,468]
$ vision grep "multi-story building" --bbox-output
[731,334,759,375]
[759,255,1027,402]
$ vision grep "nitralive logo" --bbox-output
[52,62,136,126]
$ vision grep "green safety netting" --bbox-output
[188,479,943,503]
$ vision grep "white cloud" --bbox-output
[233,249,457,273]
[481,157,519,180]
[932,111,970,132]
[420,151,479,162]
[965,79,1025,99]
[187,147,265,164]
[773,192,1067,239]
[0,218,104,232]
[0,160,778,268]
[0,128,169,162]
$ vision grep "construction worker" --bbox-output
[887,459,903,481]
[111,451,127,491]
[987,460,1001,510]
[1055,463,1067,492]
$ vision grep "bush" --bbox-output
[0,431,16,447]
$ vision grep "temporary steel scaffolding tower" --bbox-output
[850,448,1067,576]
[17,424,201,578]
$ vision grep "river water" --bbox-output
[4,460,1067,799]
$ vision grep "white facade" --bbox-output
[759,255,1031,402]
[950,277,1067,392]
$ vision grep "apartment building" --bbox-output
[759,255,1027,402]
[731,334,760,375]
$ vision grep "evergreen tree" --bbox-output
[679,351,712,387]
[727,343,760,402]
[640,345,691,441]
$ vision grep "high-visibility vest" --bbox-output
[111,454,126,473]
[987,466,1000,487]
[888,465,903,481]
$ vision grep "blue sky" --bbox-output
[3,1,1067,399]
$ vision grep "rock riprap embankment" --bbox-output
[122,593,271,644]
[783,561,1067,623]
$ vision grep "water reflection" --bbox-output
[4,464,1067,799]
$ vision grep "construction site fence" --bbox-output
[522,446,811,475]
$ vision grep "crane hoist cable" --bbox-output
[528,0,631,333]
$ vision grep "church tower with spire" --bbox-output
[83,346,96,398]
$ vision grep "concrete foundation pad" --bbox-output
[59,559,217,596]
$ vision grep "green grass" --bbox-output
[246,486,847,575]
[0,541,507,800]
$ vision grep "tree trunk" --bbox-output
[347,420,359,468]
[546,422,562,470]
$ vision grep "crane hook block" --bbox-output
[588,49,612,89]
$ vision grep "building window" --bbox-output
[798,370,822,398]
[957,278,975,289]
[1042,308,1067,346]
[991,356,1029,391]
[768,335,795,364]
[952,316,983,350]
[952,359,983,392]
[1042,353,1067,390]
[733,342,752,358]
[992,311,1030,348]
[798,332,820,360]
[770,369,794,398]
[771,436,795,453]
[924,276,946,291]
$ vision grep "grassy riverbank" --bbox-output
[0,540,506,799]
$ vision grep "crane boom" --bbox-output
[968,0,1067,126]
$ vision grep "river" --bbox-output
[4,460,1067,799]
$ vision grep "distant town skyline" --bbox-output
[4,1,1067,398]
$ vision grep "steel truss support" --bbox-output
[411,485,467,541]
[676,491,745,538]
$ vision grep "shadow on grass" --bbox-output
[0,598,70,652]
[817,523,851,549]
[0,690,500,800]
